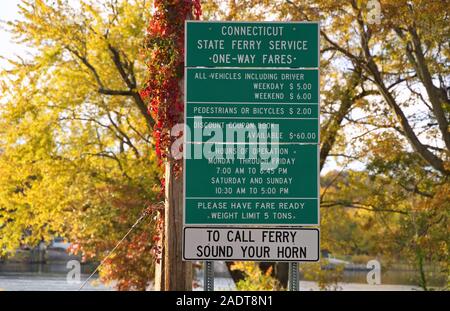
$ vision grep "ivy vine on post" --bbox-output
[140,0,201,291]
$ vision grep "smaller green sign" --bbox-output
[186,68,318,103]
[185,117,319,144]
[187,103,319,118]
[184,144,318,225]
[185,198,318,225]
[186,21,319,68]
[185,144,318,197]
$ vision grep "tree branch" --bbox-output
[98,88,134,96]
[351,7,449,175]
[321,200,408,215]
[107,44,154,129]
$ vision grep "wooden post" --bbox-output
[153,7,193,292]
[163,160,192,290]
[154,211,165,290]
[160,10,193,290]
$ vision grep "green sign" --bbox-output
[184,144,318,225]
[186,118,318,144]
[186,21,319,68]
[184,21,319,226]
[186,68,319,103]
[186,102,319,118]
[185,68,319,144]
[185,198,318,225]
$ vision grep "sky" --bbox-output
[0,0,24,69]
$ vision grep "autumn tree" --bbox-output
[201,0,449,289]
[0,0,161,290]
[284,0,449,288]
[1,0,448,290]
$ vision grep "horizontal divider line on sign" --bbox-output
[183,142,319,145]
[186,117,318,120]
[185,197,317,200]
[187,102,319,105]
[185,67,320,70]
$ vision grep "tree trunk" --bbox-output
[163,160,192,290]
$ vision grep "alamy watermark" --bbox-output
[366,259,381,285]
[66,259,81,284]
[171,116,282,171]
[366,0,381,25]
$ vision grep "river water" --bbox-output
[0,262,112,291]
[0,262,446,291]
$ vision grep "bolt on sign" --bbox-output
[183,21,320,262]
